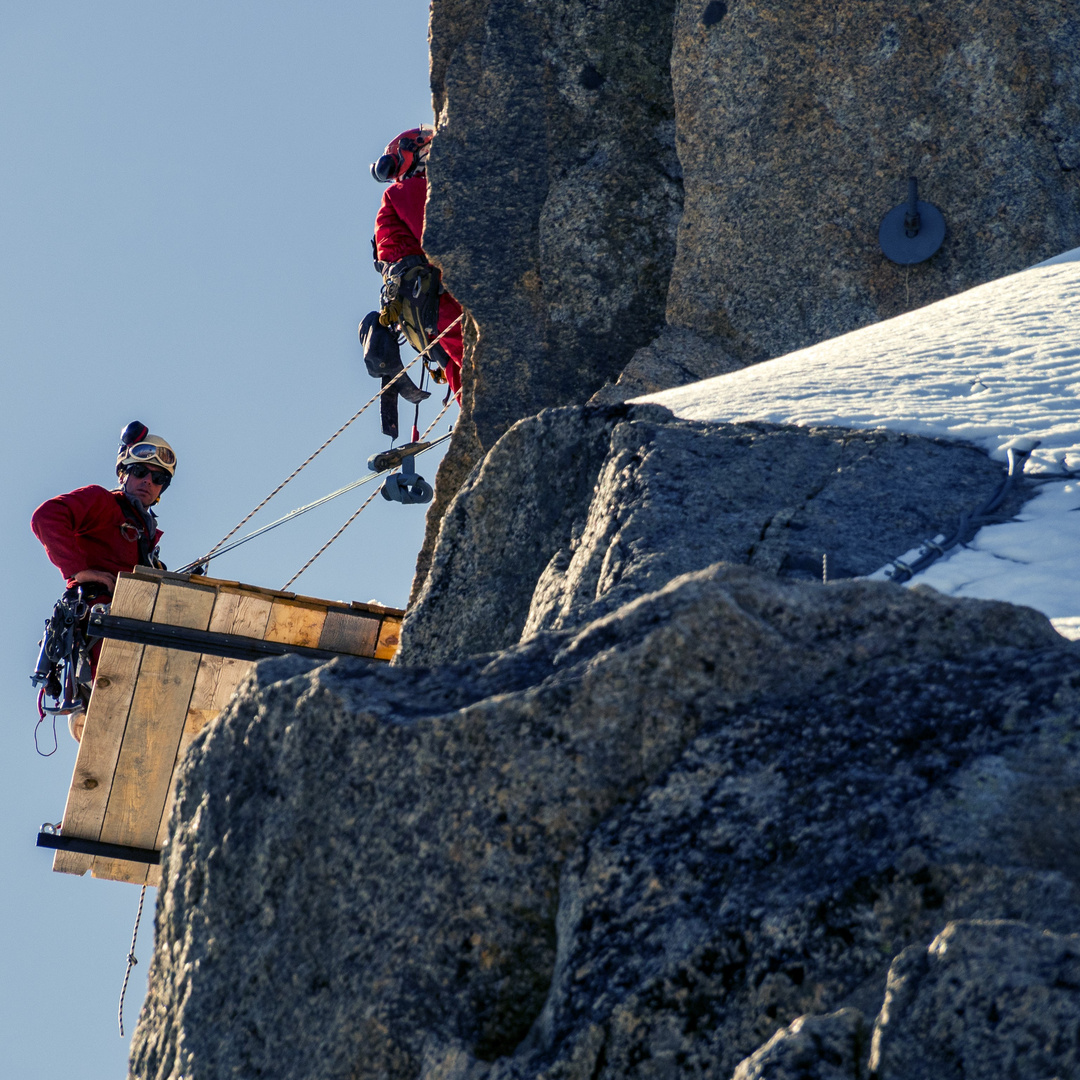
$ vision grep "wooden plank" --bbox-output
[92,579,216,882]
[375,616,403,662]
[318,610,380,657]
[122,567,403,619]
[53,575,160,876]
[264,598,327,649]
[57,567,404,885]
[147,590,270,860]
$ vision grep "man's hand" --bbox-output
[73,569,117,590]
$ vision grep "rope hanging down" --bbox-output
[187,315,464,571]
[281,394,457,589]
[118,884,147,1038]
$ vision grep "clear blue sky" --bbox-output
[0,4,437,1074]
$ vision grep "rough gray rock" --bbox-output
[415,0,682,596]
[413,0,1079,582]
[869,920,1080,1079]
[666,0,1080,365]
[427,0,682,449]
[130,565,1079,1080]
[401,403,1030,666]
[732,1008,868,1080]
[588,327,742,406]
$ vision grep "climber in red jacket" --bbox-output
[31,422,175,739]
[371,126,464,400]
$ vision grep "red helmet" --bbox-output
[370,126,434,183]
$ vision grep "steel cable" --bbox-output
[188,315,463,569]
[280,399,458,589]
[883,446,1033,584]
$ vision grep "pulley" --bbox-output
[377,448,433,505]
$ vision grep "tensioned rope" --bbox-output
[280,393,457,590]
[187,315,463,571]
[176,428,455,575]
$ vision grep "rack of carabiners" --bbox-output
[30,585,104,752]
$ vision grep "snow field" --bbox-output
[640,249,1080,638]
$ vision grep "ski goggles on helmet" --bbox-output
[371,154,400,182]
[370,127,433,183]
[125,463,171,486]
[127,441,176,467]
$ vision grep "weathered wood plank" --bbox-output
[264,598,327,649]
[319,610,380,656]
[53,575,160,876]
[375,616,403,662]
[57,569,404,884]
[147,590,270,859]
[93,579,216,882]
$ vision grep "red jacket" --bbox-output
[375,175,463,397]
[32,485,163,598]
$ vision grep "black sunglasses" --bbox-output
[126,463,171,486]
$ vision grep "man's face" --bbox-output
[121,465,166,506]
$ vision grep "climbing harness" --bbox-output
[117,884,147,1038]
[31,585,104,750]
[364,255,455,439]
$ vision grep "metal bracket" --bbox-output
[879,177,946,265]
[89,612,372,663]
[36,829,161,865]
[367,440,431,474]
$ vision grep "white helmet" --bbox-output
[116,421,176,483]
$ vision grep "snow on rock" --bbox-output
[641,251,1080,475]
[640,249,1080,636]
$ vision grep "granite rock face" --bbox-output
[400,403,1029,666]
[870,920,1080,1079]
[666,0,1080,366]
[414,0,1079,576]
[130,566,1080,1080]
[587,327,743,406]
[731,1008,868,1080]
[426,0,682,449]
[416,0,683,594]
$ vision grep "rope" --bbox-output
[177,430,455,575]
[280,404,458,590]
[34,691,59,757]
[118,884,147,1038]
[188,315,463,569]
[882,446,1032,584]
[281,488,383,590]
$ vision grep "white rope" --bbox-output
[186,315,463,569]
[280,412,458,590]
[118,884,147,1038]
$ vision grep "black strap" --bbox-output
[114,493,160,568]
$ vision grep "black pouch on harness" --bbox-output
[359,311,430,440]
[381,259,449,371]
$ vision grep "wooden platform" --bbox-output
[51,568,403,886]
